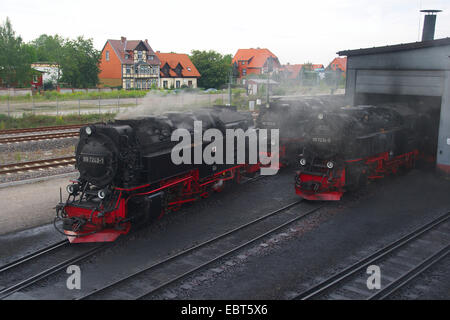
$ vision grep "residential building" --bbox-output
[30,70,43,90]
[232,48,281,83]
[156,52,201,89]
[327,57,347,73]
[31,63,61,87]
[99,37,160,89]
[280,63,324,80]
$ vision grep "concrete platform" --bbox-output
[0,173,77,235]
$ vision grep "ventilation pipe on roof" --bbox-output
[421,10,442,41]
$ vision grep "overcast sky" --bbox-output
[1,0,449,65]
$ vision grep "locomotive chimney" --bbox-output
[421,10,442,41]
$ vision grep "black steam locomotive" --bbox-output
[295,103,432,200]
[256,96,347,164]
[55,106,262,243]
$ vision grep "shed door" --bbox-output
[356,70,445,97]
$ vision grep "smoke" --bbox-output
[115,90,222,120]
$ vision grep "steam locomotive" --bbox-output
[294,103,432,200]
[55,106,264,243]
[256,96,347,163]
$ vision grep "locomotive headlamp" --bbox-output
[85,126,93,136]
[97,189,108,200]
[326,161,334,169]
[66,184,79,195]
[300,158,307,166]
[318,113,324,120]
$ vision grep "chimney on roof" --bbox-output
[421,10,442,41]
[121,36,126,43]
[145,39,148,43]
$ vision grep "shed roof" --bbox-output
[337,37,450,57]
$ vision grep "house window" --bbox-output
[126,80,131,89]
[242,69,247,76]
[33,75,39,83]
[138,51,142,61]
[125,54,130,60]
[163,80,168,89]
[148,55,154,60]
[242,61,245,65]
[188,80,193,87]
[140,65,150,75]
[106,51,110,61]
[126,65,131,75]
[176,80,181,88]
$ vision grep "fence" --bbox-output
[0,88,32,96]
[0,96,141,117]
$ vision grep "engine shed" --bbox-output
[338,37,450,176]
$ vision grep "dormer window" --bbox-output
[148,55,154,60]
[187,67,191,71]
[138,51,142,61]
[125,54,130,60]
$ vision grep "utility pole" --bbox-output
[228,69,232,106]
[266,56,273,108]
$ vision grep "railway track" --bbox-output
[0,131,79,144]
[78,201,323,300]
[0,156,76,175]
[0,124,83,135]
[0,240,105,299]
[293,212,450,300]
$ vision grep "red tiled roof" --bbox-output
[107,38,160,65]
[328,57,347,71]
[156,52,201,78]
[280,64,324,79]
[232,48,280,69]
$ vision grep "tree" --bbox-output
[190,50,232,89]
[60,37,100,88]
[0,17,35,87]
[31,34,64,62]
[30,34,64,84]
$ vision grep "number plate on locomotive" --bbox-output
[312,137,332,143]
[81,155,105,165]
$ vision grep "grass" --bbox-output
[0,88,234,103]
[0,113,117,129]
[0,89,149,103]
